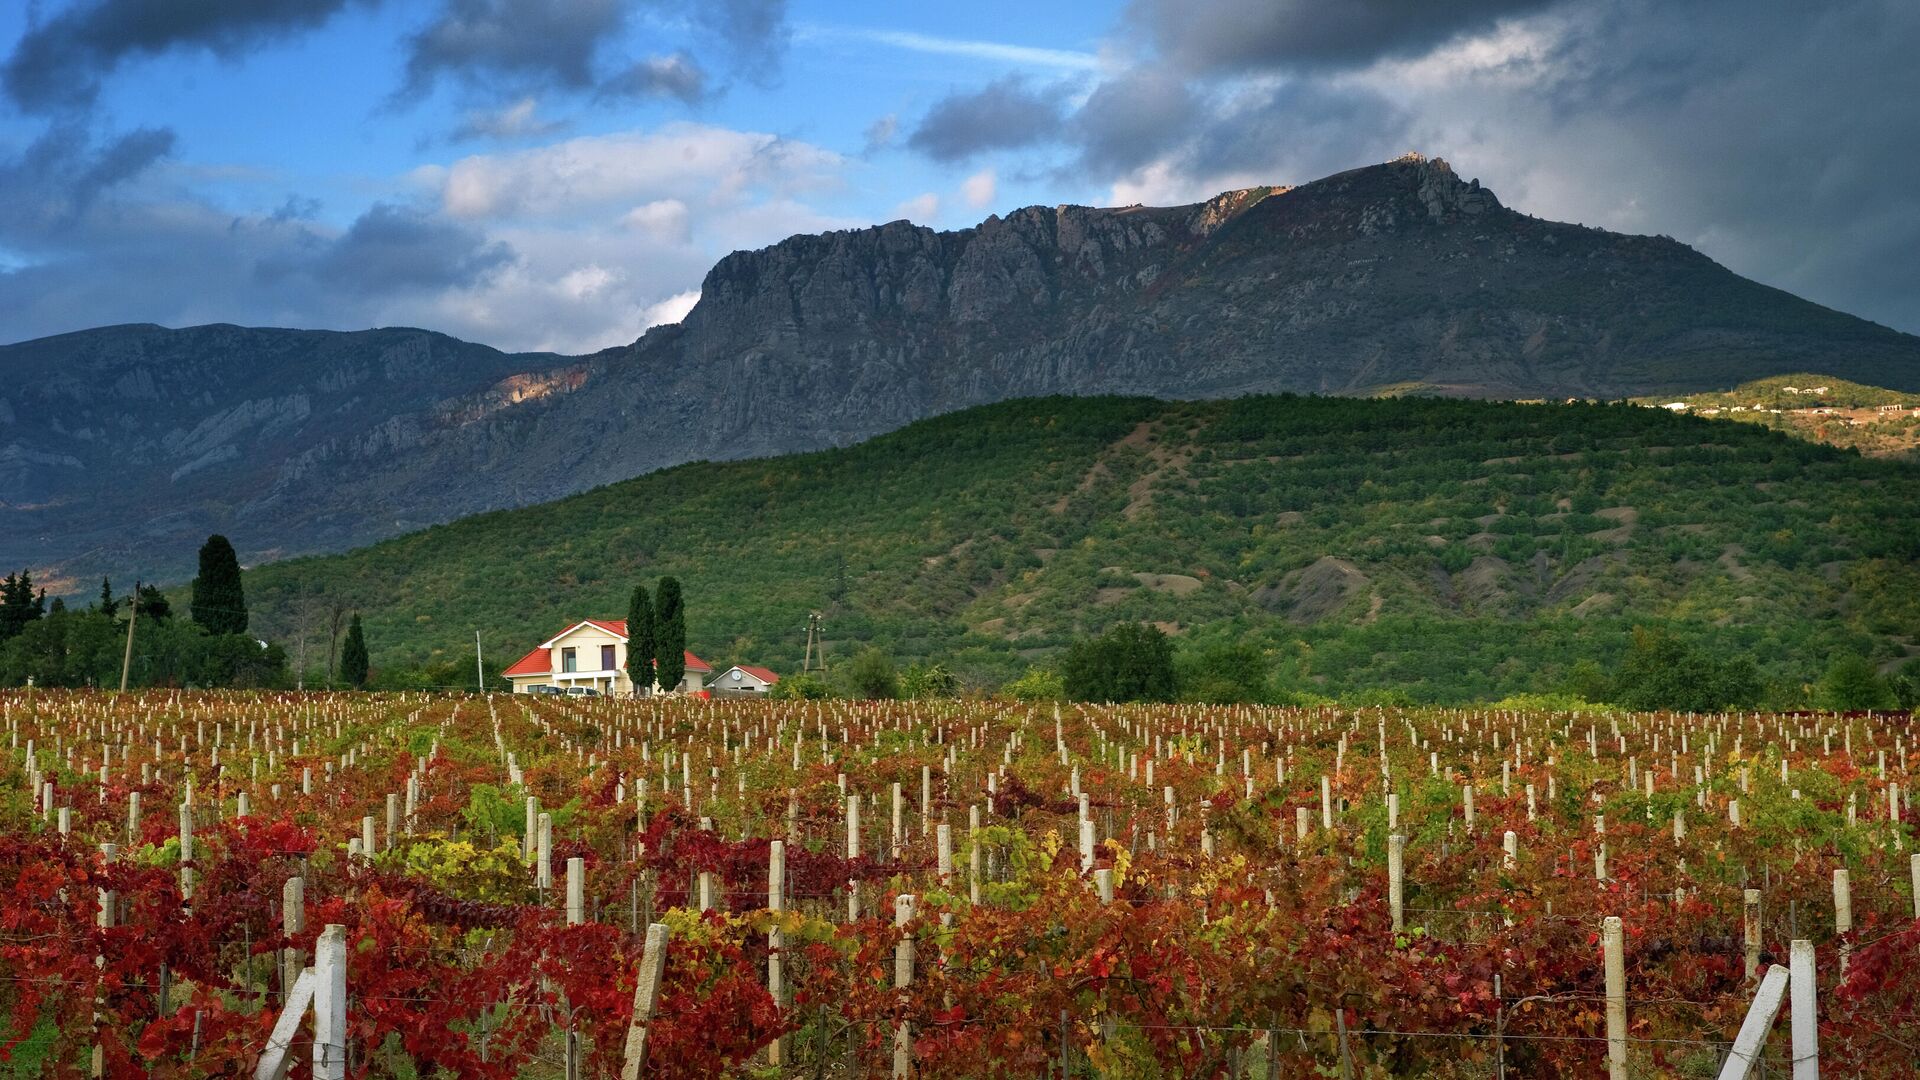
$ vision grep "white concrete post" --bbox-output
[1743,889,1761,979]
[313,924,348,1080]
[178,802,195,900]
[1716,964,1789,1080]
[567,857,586,925]
[968,804,981,906]
[847,795,862,920]
[893,894,916,1079]
[1603,916,1627,1080]
[768,840,786,1066]
[537,812,553,890]
[1832,869,1851,974]
[282,876,306,996]
[619,923,671,1080]
[1789,939,1818,1080]
[1388,833,1405,932]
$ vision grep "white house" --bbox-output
[502,619,710,696]
[709,665,780,695]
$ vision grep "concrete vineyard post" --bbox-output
[178,802,194,900]
[846,795,861,921]
[767,840,786,1067]
[90,843,115,1079]
[619,923,671,1080]
[893,893,916,1080]
[282,876,306,999]
[1743,889,1761,979]
[1716,965,1789,1080]
[1789,939,1818,1079]
[1603,916,1627,1080]
[314,924,347,1080]
[968,804,982,906]
[537,812,553,891]
[1388,833,1405,932]
[1832,869,1851,973]
[567,857,585,924]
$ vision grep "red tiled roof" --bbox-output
[735,665,780,683]
[502,647,550,677]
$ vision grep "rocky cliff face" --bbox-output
[5,154,1917,589]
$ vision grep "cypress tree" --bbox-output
[625,583,656,694]
[0,571,45,642]
[190,534,248,634]
[340,614,370,688]
[654,576,685,693]
[98,577,119,617]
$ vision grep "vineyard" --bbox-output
[3,690,1918,1078]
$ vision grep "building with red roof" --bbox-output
[709,664,781,695]
[502,618,711,696]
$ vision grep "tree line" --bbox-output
[0,535,379,691]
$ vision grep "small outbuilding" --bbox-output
[709,665,780,694]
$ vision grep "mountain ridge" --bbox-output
[5,154,1918,589]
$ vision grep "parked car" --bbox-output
[564,686,600,697]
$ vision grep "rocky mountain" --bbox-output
[6,154,1918,590]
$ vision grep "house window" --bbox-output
[602,644,616,671]
[561,647,576,673]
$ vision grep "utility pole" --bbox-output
[475,629,485,694]
[118,580,139,693]
[803,611,826,673]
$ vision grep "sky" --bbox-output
[1,0,1915,355]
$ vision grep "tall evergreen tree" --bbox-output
[654,577,685,693]
[625,583,656,694]
[190,534,248,634]
[98,577,119,617]
[135,584,170,622]
[0,571,46,642]
[340,614,370,688]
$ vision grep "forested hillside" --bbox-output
[240,395,1920,702]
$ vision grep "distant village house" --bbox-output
[709,665,781,695]
[502,619,710,696]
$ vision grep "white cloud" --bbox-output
[799,25,1101,71]
[621,198,692,243]
[961,168,996,209]
[642,289,701,328]
[891,192,940,222]
[438,122,844,220]
[450,97,567,142]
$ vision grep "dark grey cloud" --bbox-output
[1071,68,1200,175]
[907,75,1072,163]
[1075,0,1920,334]
[0,123,175,231]
[306,203,514,294]
[399,0,786,104]
[598,51,707,103]
[694,0,787,76]
[862,114,898,155]
[1180,82,1409,183]
[1126,0,1559,73]
[401,0,627,96]
[3,0,367,111]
